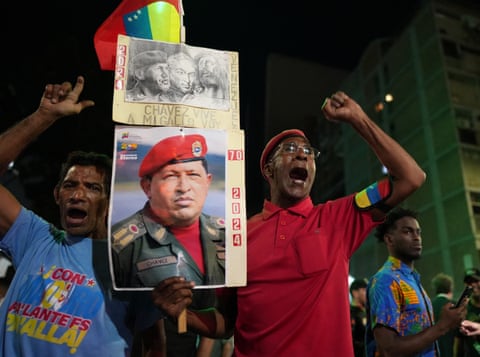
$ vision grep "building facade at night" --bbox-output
[343,0,480,295]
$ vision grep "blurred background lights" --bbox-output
[374,93,394,112]
[374,102,384,112]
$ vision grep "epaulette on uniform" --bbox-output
[204,215,225,240]
[203,214,226,251]
[205,214,225,229]
[111,215,147,253]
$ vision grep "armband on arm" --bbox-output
[354,177,393,212]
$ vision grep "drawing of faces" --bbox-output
[198,55,220,87]
[167,52,197,95]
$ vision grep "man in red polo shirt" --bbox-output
[151,91,426,356]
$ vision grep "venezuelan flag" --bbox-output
[123,2,180,41]
[94,0,182,71]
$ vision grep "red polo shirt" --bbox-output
[234,195,380,357]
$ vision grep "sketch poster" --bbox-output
[113,34,240,130]
[108,125,246,290]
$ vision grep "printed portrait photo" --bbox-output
[109,126,229,290]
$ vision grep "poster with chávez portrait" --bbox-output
[108,125,246,290]
[112,35,240,130]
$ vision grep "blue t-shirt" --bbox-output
[0,208,129,356]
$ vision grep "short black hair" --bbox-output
[56,151,112,196]
[374,207,418,243]
[350,278,368,295]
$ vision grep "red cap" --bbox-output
[139,134,208,177]
[259,129,307,179]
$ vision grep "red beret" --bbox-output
[139,134,208,177]
[259,129,307,179]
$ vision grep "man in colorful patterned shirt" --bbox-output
[366,207,466,356]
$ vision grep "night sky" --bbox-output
[0,0,421,222]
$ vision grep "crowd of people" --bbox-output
[0,74,478,357]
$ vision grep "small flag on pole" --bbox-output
[94,0,183,71]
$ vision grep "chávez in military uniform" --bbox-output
[110,133,226,289]
[112,205,225,288]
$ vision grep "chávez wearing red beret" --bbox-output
[139,134,208,177]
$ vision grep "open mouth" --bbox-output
[66,208,87,224]
[289,167,308,182]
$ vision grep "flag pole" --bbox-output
[178,308,187,333]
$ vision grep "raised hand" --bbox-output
[38,75,95,120]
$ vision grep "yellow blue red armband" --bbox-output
[354,178,393,212]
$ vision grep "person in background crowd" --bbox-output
[455,268,480,357]
[431,272,456,357]
[366,207,466,356]
[350,278,368,357]
[460,320,480,337]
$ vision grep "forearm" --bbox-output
[322,92,426,206]
[377,324,448,356]
[352,112,426,205]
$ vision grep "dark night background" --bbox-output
[0,0,421,224]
